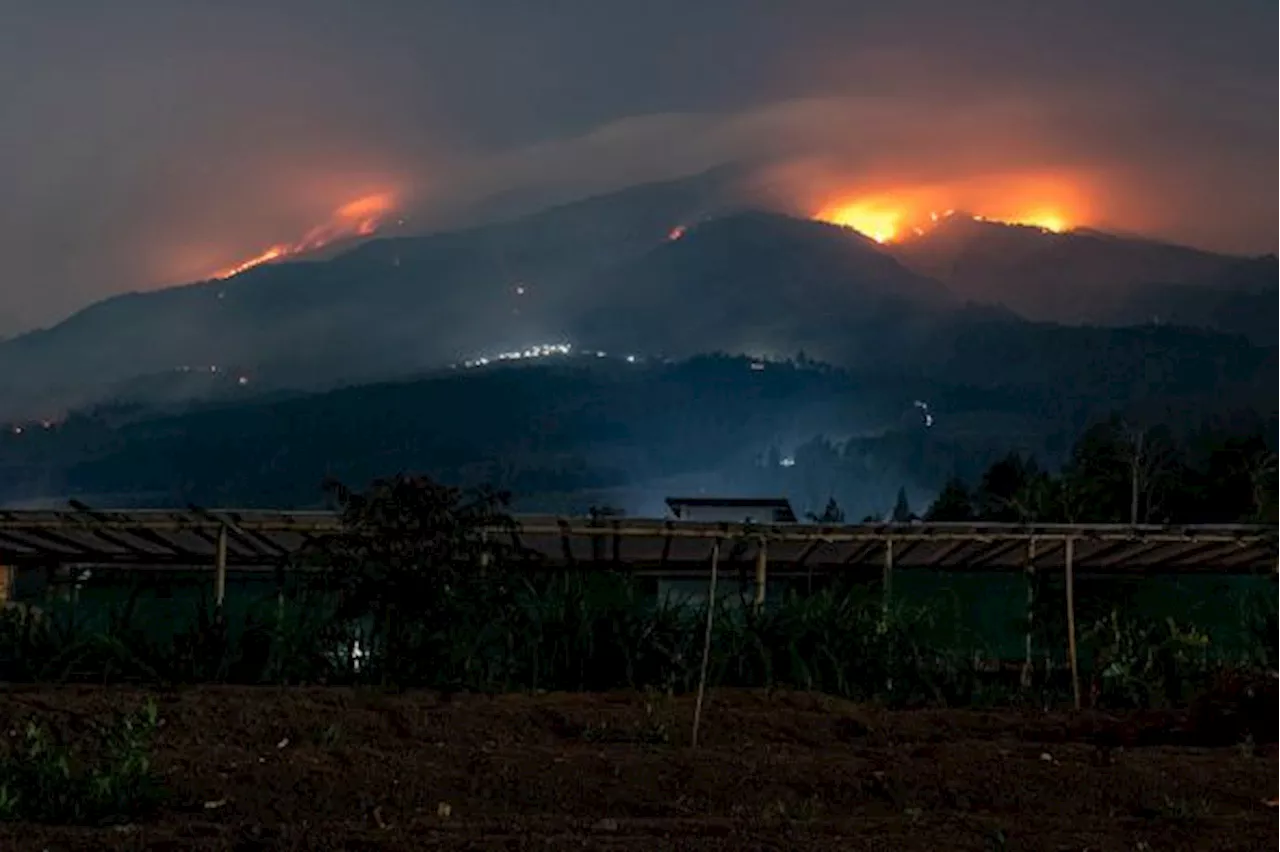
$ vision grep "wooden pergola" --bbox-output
[2,506,1274,708]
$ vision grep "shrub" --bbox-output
[0,700,163,824]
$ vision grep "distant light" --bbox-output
[750,361,765,371]
[913,399,935,428]
[11,426,22,435]
[779,456,796,468]
[595,351,607,358]
[515,284,526,296]
[625,355,637,364]
[667,225,687,241]
[237,376,249,386]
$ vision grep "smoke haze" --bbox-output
[1,0,1274,335]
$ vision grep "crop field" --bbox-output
[1,489,1276,849]
[0,686,1276,851]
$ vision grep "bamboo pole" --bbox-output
[691,540,721,749]
[214,524,228,616]
[1022,538,1036,689]
[753,539,768,609]
[882,538,895,612]
[1065,537,1080,710]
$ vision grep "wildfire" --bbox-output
[210,192,396,280]
[817,200,904,243]
[814,175,1088,244]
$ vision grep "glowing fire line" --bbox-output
[210,192,395,280]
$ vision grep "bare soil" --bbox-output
[0,686,1275,851]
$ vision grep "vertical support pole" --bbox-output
[691,539,721,749]
[275,563,286,625]
[1022,538,1037,689]
[214,524,228,617]
[753,539,768,609]
[0,562,10,605]
[882,538,895,614]
[1065,537,1080,710]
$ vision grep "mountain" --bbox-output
[0,169,745,418]
[562,212,951,361]
[0,175,943,419]
[1107,255,1278,343]
[0,173,1275,425]
[889,214,1250,326]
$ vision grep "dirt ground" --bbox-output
[0,686,1275,851]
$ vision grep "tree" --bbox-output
[974,453,1039,521]
[807,497,846,524]
[891,487,914,522]
[1065,417,1182,524]
[305,474,516,685]
[925,478,974,521]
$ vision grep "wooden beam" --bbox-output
[1022,538,1037,689]
[753,539,768,609]
[214,525,228,616]
[691,538,721,750]
[1065,537,1080,710]
[882,538,895,611]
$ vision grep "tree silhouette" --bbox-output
[891,487,914,522]
[807,497,846,523]
[925,478,974,521]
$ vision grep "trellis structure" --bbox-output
[1,506,1275,707]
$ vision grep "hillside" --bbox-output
[1107,255,1278,343]
[889,215,1253,326]
[0,170,744,418]
[564,212,950,361]
[0,354,1050,513]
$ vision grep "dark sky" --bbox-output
[1,0,1275,335]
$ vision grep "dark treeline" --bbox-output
[920,414,1277,525]
[0,355,1079,512]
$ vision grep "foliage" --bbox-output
[0,701,163,824]
[924,478,973,521]
[1083,610,1213,708]
[806,497,846,523]
[300,474,518,686]
[927,416,1277,524]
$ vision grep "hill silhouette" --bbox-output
[890,215,1267,332]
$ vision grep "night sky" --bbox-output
[1,0,1275,335]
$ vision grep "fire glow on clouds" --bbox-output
[207,170,1093,282]
[810,171,1091,243]
[210,192,397,279]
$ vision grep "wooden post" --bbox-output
[753,539,768,609]
[1065,537,1080,710]
[0,563,11,605]
[691,540,721,749]
[1022,539,1036,689]
[214,524,228,616]
[882,538,895,613]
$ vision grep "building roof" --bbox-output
[0,507,1275,576]
[665,497,798,522]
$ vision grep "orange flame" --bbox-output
[211,192,396,280]
[814,175,1089,244]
